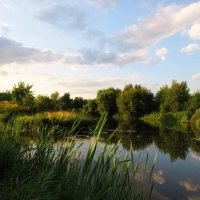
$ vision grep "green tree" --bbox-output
[187,91,200,114]
[12,82,34,106]
[72,97,85,110]
[35,95,53,112]
[50,91,60,110]
[59,93,72,110]
[83,99,98,116]
[96,87,121,118]
[117,84,154,121]
[0,91,12,101]
[155,85,171,112]
[156,80,190,112]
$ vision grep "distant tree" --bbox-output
[50,91,60,110]
[117,84,154,121]
[72,97,85,110]
[11,82,34,107]
[169,80,189,111]
[83,99,98,116]
[96,87,121,118]
[156,80,190,112]
[155,85,171,112]
[187,91,200,114]
[0,91,12,101]
[51,91,59,101]
[35,95,53,112]
[59,93,72,110]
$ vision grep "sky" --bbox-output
[0,0,200,98]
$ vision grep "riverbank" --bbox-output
[141,110,200,135]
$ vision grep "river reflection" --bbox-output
[77,120,200,200]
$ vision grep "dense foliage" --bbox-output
[96,87,120,118]
[117,84,154,121]
[0,80,199,125]
[155,80,190,112]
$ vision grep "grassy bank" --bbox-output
[7,111,96,135]
[141,111,190,132]
[0,116,155,200]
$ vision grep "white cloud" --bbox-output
[37,4,87,31]
[191,152,200,161]
[0,70,8,76]
[192,73,200,80]
[116,48,149,65]
[179,180,200,192]
[0,21,9,35]
[117,1,200,47]
[181,43,200,54]
[154,170,166,185]
[86,0,117,7]
[187,23,200,40]
[0,36,150,68]
[155,47,168,61]
[0,37,62,65]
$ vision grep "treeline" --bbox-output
[0,80,200,121]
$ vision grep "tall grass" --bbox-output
[0,115,156,200]
[14,111,95,134]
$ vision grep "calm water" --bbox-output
[76,121,200,200]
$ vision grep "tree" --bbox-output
[11,82,34,107]
[155,85,171,112]
[96,87,121,118]
[117,84,154,121]
[59,93,72,110]
[187,91,200,114]
[83,99,98,116]
[72,97,85,110]
[0,91,12,101]
[50,91,60,110]
[35,95,53,112]
[155,80,190,112]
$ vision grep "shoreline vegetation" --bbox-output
[141,110,200,136]
[0,80,199,133]
[0,115,156,200]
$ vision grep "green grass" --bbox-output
[0,115,156,200]
[141,111,190,133]
[13,111,96,135]
[191,109,200,137]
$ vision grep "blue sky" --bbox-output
[0,0,200,98]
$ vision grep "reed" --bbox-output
[0,115,156,200]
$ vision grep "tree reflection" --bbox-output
[101,120,200,162]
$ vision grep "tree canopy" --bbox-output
[117,84,154,121]
[155,80,189,112]
[96,87,121,118]
[11,82,34,107]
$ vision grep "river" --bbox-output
[75,121,200,200]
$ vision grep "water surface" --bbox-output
[77,121,200,200]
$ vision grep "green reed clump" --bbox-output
[0,115,155,200]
